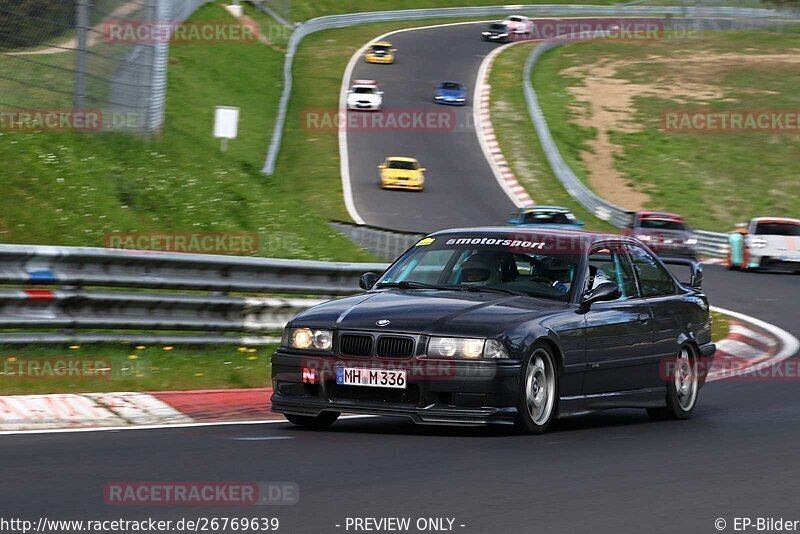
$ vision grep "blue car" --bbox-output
[434,81,467,106]
[508,206,585,230]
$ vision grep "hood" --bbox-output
[383,168,422,178]
[635,228,692,241]
[348,93,380,102]
[438,89,465,99]
[289,290,567,338]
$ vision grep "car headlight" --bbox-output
[426,337,508,359]
[286,328,333,350]
[686,238,698,246]
[456,98,466,102]
[750,238,768,249]
[482,31,490,35]
[636,234,651,241]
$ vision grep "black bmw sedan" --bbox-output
[271,228,715,434]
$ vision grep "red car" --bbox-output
[623,212,698,259]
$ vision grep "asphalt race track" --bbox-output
[345,23,516,232]
[2,22,800,534]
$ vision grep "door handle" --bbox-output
[638,313,650,323]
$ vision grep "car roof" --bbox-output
[386,156,418,162]
[427,227,633,248]
[752,217,800,225]
[637,211,683,220]
[373,41,392,46]
[352,79,377,86]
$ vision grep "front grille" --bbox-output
[376,336,415,358]
[339,334,373,357]
[328,383,420,405]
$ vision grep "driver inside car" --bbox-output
[459,251,505,286]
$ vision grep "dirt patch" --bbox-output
[561,50,800,210]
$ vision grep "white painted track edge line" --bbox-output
[0,415,378,436]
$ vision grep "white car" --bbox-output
[729,217,800,272]
[504,15,533,35]
[346,80,383,111]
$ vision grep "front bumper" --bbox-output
[348,102,381,111]
[750,254,800,271]
[366,55,394,64]
[381,179,424,191]
[434,98,466,106]
[483,34,510,42]
[271,351,523,426]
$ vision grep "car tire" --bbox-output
[647,345,699,421]
[514,344,559,435]
[285,412,340,430]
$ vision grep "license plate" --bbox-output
[336,367,407,389]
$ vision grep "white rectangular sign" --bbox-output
[214,106,240,139]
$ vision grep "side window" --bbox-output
[587,245,638,300]
[627,244,676,298]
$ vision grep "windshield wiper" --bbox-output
[462,286,525,296]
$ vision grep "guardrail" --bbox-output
[260,3,795,174]
[329,221,423,261]
[0,244,387,345]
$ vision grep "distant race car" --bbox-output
[378,157,426,191]
[481,22,511,42]
[365,42,396,64]
[728,217,800,272]
[508,206,585,231]
[504,15,533,35]
[434,82,467,106]
[347,80,383,111]
[623,211,698,260]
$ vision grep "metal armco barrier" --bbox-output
[0,244,388,344]
[329,221,423,261]
[260,3,794,174]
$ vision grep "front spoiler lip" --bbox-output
[271,396,517,426]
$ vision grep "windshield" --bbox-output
[441,82,461,91]
[639,218,687,231]
[353,87,376,94]
[521,210,574,225]
[378,235,581,302]
[489,23,506,30]
[754,222,800,236]
[372,45,390,52]
[387,160,418,170]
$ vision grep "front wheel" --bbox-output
[514,344,558,434]
[285,412,340,430]
[648,345,699,421]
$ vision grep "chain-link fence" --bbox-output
[0,0,209,133]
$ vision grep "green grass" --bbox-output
[0,344,275,395]
[0,3,374,261]
[531,29,800,232]
[489,43,616,232]
[711,311,730,343]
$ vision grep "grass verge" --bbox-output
[531,29,800,231]
[0,344,275,395]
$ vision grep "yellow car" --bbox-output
[365,42,396,64]
[378,157,426,191]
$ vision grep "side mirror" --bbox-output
[391,48,397,52]
[580,282,621,312]
[661,258,703,289]
[735,222,748,229]
[418,167,427,172]
[359,272,379,290]
[576,220,586,227]
[378,164,386,169]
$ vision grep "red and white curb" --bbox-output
[0,309,795,433]
[474,42,538,208]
